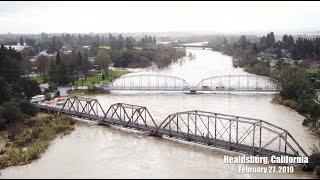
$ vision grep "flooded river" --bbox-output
[1,45,319,178]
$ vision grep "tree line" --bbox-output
[209,32,320,129]
[35,35,185,86]
[1,33,158,57]
[0,45,39,130]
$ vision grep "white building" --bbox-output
[30,95,45,104]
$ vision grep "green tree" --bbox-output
[125,37,134,50]
[56,49,61,65]
[0,77,11,104]
[0,44,23,82]
[266,32,275,48]
[95,49,111,69]
[20,36,24,46]
[239,35,247,49]
[1,101,23,124]
[274,67,315,100]
[16,99,38,117]
[13,78,41,98]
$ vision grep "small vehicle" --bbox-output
[183,86,190,90]
[30,95,45,104]
[216,85,225,90]
[202,86,210,90]
[56,96,67,106]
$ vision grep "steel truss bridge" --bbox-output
[103,74,279,92]
[174,44,210,49]
[35,96,308,159]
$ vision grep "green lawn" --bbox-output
[99,45,111,50]
[34,75,45,84]
[77,74,106,86]
[31,69,130,87]
[77,69,130,86]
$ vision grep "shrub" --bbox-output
[25,140,49,161]
[302,119,311,126]
[308,144,320,176]
[14,131,33,147]
[14,99,38,116]
[0,114,76,169]
[0,106,7,130]
[1,101,23,124]
[53,125,70,134]
[56,115,75,126]
[7,148,24,166]
[315,166,320,176]
[297,99,313,114]
[282,99,298,109]
[48,82,58,92]
[6,123,24,141]
[12,78,40,99]
[24,117,39,127]
[16,99,38,117]
[311,103,320,117]
[31,127,41,138]
[0,117,6,130]
[38,125,55,141]
[275,67,315,101]
[4,141,49,168]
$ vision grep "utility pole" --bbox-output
[74,74,77,89]
[43,71,46,83]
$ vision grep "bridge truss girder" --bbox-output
[197,75,280,91]
[60,96,106,119]
[151,110,308,157]
[108,74,191,91]
[105,74,280,92]
[102,103,158,131]
[56,96,307,158]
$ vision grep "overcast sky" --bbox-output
[1,1,320,34]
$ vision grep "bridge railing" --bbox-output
[151,110,308,157]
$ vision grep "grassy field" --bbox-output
[99,45,111,50]
[31,69,130,87]
[77,75,107,86]
[77,69,130,86]
[34,75,45,84]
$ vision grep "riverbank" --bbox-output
[211,47,320,126]
[211,45,320,176]
[272,95,320,135]
[0,113,75,169]
[73,87,110,96]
